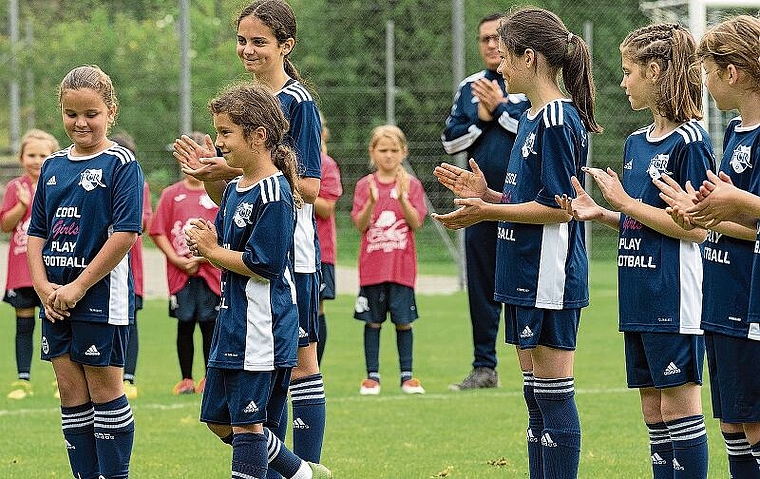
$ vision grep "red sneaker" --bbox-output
[173,378,196,395]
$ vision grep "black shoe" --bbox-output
[449,367,499,390]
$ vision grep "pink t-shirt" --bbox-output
[149,181,221,296]
[351,172,427,288]
[316,152,343,265]
[1,175,35,290]
[129,183,152,298]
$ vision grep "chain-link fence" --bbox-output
[1,0,759,284]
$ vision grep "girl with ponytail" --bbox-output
[433,7,600,478]
[173,1,328,471]
[560,22,714,479]
[186,82,332,479]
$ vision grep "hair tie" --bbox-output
[567,32,573,43]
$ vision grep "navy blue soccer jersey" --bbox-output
[276,79,321,274]
[441,69,530,190]
[703,118,760,339]
[27,144,144,325]
[617,121,714,334]
[494,99,589,310]
[209,173,299,371]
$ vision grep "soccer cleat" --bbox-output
[401,378,426,394]
[359,378,381,395]
[7,380,33,400]
[308,462,333,479]
[123,380,138,399]
[195,377,206,394]
[173,378,196,395]
[449,367,499,390]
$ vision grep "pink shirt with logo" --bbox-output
[149,181,221,296]
[1,175,35,290]
[351,172,426,289]
[317,152,343,265]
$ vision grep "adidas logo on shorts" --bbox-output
[520,326,534,339]
[293,417,309,429]
[541,432,557,448]
[65,440,75,450]
[243,401,259,414]
[651,453,667,465]
[673,458,685,471]
[663,362,681,376]
[298,327,308,339]
[527,428,539,443]
[85,345,100,356]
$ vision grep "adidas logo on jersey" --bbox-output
[541,432,557,448]
[85,345,100,356]
[243,401,259,414]
[298,327,308,339]
[520,326,534,339]
[526,428,539,443]
[47,176,57,186]
[663,362,681,376]
[65,440,75,450]
[651,453,667,465]
[293,417,309,429]
[673,458,684,471]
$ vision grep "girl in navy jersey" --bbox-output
[185,83,331,479]
[655,15,760,476]
[173,1,326,465]
[27,65,143,479]
[433,7,601,479]
[560,24,713,479]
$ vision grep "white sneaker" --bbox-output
[401,378,425,394]
[359,378,381,395]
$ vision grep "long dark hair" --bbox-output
[237,0,304,85]
[209,82,303,207]
[498,7,602,133]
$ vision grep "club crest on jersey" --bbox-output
[521,132,537,158]
[233,202,253,228]
[730,145,753,173]
[646,154,671,179]
[79,169,106,191]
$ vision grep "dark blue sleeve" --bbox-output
[536,124,578,207]
[442,81,491,154]
[675,141,714,190]
[242,195,295,280]
[112,160,144,233]
[290,101,322,179]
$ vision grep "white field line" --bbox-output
[0,386,633,417]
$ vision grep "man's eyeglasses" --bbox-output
[479,34,499,45]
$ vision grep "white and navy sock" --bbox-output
[534,377,581,479]
[93,395,134,479]
[61,402,98,479]
[232,433,268,479]
[523,372,543,479]
[291,373,326,463]
[723,430,760,478]
[647,421,673,479]
[666,415,708,479]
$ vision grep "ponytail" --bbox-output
[498,7,602,133]
[272,143,303,208]
[563,35,603,133]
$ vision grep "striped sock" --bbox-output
[723,431,760,478]
[523,372,543,479]
[291,373,326,462]
[93,395,134,479]
[534,377,581,479]
[232,433,268,479]
[749,440,760,474]
[61,402,99,479]
[666,415,708,479]
[264,427,302,478]
[647,422,673,479]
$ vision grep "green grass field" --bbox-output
[0,261,727,478]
